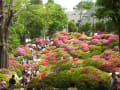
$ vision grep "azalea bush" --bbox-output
[13,46,32,59]
[9,60,25,76]
[28,66,110,89]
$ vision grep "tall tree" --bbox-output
[45,3,68,37]
[73,1,94,10]
[48,0,54,3]
[0,0,27,68]
[95,0,120,53]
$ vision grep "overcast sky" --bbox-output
[43,0,96,11]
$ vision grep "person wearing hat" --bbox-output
[0,78,7,90]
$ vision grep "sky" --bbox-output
[43,0,96,11]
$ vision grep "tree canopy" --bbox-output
[73,1,94,10]
[48,0,54,3]
[95,0,120,52]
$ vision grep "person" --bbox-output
[37,44,41,51]
[22,68,26,75]
[110,72,117,90]
[117,74,120,90]
[94,81,107,90]
[22,72,28,86]
[0,78,7,90]
[8,75,16,88]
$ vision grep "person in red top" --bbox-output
[0,78,7,90]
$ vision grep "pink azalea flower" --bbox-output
[92,55,101,60]
[59,36,67,41]
[104,49,112,55]
[113,46,119,51]
[8,56,15,59]
[92,35,101,39]
[59,48,66,51]
[102,39,110,45]
[90,39,101,44]
[16,47,25,55]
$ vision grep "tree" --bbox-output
[73,1,94,10]
[30,0,42,4]
[48,0,54,3]
[95,20,105,32]
[68,21,76,32]
[78,21,91,34]
[105,21,118,33]
[45,3,68,38]
[0,0,28,68]
[19,4,44,39]
[95,0,120,53]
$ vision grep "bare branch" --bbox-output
[14,7,25,16]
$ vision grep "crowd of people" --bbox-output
[0,67,40,90]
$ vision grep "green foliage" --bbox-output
[109,42,119,49]
[51,62,73,73]
[20,4,44,38]
[28,66,110,89]
[105,21,118,33]
[0,73,5,80]
[30,0,42,4]
[74,1,94,10]
[95,20,105,32]
[78,21,91,34]
[101,46,109,52]
[23,54,32,60]
[68,21,76,32]
[8,0,28,50]
[13,68,22,77]
[46,3,68,36]
[78,51,91,59]
[83,60,102,68]
[40,66,50,73]
[8,29,21,51]
[96,42,103,46]
[90,45,102,55]
[95,0,120,26]
[17,2,68,39]
[48,0,54,3]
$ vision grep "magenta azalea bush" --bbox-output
[14,46,32,59]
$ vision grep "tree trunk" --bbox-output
[118,26,120,55]
[0,0,9,68]
[20,33,26,45]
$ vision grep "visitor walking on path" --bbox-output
[22,72,28,86]
[8,75,16,88]
[0,78,7,90]
[110,72,117,90]
[117,74,120,90]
